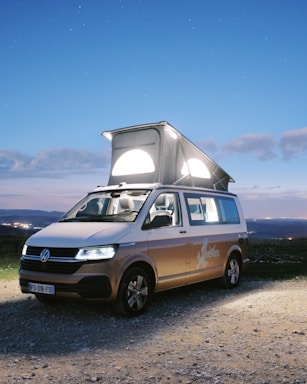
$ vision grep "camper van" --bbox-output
[19,122,248,316]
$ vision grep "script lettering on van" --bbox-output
[196,238,220,269]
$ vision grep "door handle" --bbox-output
[180,230,187,234]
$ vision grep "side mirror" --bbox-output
[142,214,172,230]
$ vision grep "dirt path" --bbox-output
[0,278,306,383]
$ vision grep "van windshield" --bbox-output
[59,189,151,223]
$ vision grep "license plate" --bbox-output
[28,282,55,295]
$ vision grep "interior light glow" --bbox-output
[181,158,211,179]
[112,149,155,176]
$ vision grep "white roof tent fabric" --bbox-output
[102,121,234,191]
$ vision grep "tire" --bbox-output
[221,254,241,289]
[114,267,152,317]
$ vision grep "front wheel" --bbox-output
[221,254,241,289]
[114,267,152,317]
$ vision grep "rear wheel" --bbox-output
[114,267,152,317]
[221,254,241,289]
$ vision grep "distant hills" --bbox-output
[0,209,307,239]
[246,218,307,239]
[0,209,63,236]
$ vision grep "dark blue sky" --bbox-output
[1,0,307,217]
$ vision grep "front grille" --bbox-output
[21,259,83,274]
[26,246,78,258]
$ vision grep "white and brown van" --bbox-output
[19,122,248,316]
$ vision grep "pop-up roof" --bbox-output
[102,121,234,191]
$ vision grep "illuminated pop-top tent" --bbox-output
[102,121,234,191]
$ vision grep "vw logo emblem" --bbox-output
[40,248,50,262]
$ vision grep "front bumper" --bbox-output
[19,275,112,300]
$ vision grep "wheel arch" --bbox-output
[221,249,242,289]
[126,261,156,290]
[226,245,243,268]
[113,261,156,316]
[115,258,157,295]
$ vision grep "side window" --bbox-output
[143,192,181,229]
[186,197,204,221]
[185,194,219,225]
[200,196,219,222]
[216,197,240,224]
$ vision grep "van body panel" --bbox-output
[187,232,244,282]
[145,227,190,290]
[26,222,134,248]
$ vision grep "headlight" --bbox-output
[22,244,28,256]
[76,245,117,261]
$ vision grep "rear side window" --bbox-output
[216,197,240,224]
[184,193,240,225]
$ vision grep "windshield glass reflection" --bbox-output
[59,189,151,223]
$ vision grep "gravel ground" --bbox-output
[0,278,306,384]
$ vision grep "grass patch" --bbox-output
[0,260,19,280]
[245,261,307,279]
[0,234,28,281]
[246,238,307,279]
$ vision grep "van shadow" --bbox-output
[0,278,275,357]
